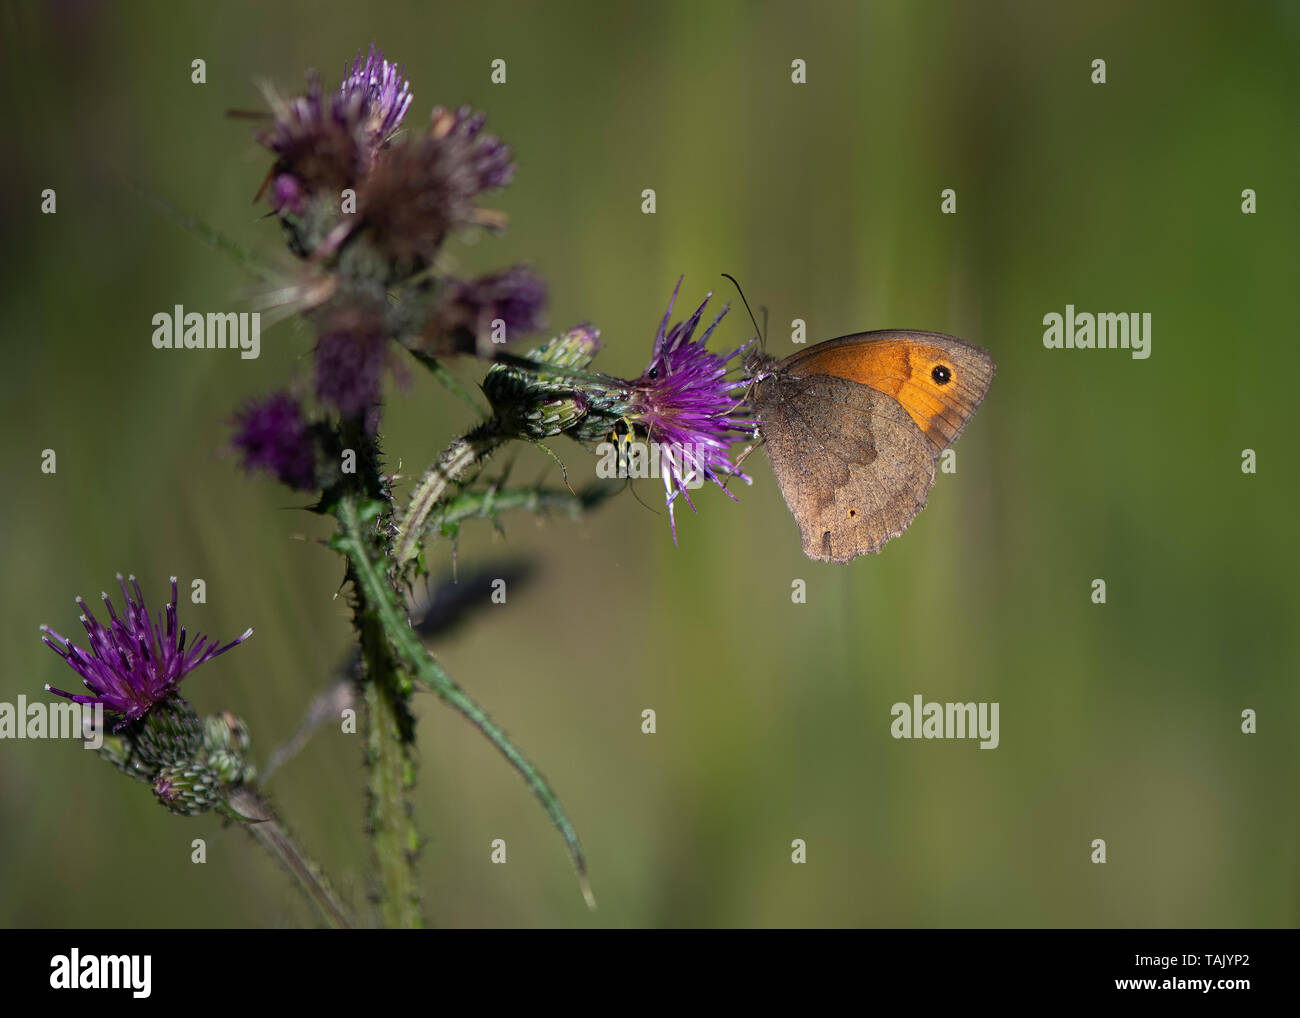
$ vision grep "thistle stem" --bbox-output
[227,787,355,929]
[394,421,505,566]
[357,592,423,928]
[332,418,423,929]
[338,495,595,909]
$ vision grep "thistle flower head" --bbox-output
[258,73,369,214]
[259,44,413,217]
[310,300,397,418]
[358,104,514,275]
[428,104,515,192]
[436,265,548,357]
[341,43,413,149]
[232,390,318,490]
[626,278,754,542]
[41,576,252,729]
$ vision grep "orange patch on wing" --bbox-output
[788,339,977,448]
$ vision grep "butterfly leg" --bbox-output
[723,434,763,491]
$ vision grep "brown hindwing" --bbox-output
[754,372,937,562]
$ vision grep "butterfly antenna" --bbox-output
[721,273,766,354]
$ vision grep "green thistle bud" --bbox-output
[153,761,226,816]
[87,700,259,819]
[528,326,603,371]
[482,325,634,441]
[203,711,257,786]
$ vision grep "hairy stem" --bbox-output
[338,495,595,909]
[331,417,423,929]
[394,421,506,566]
[357,592,422,928]
[227,787,354,929]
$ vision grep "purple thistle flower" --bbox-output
[313,303,391,417]
[341,43,413,148]
[436,265,548,356]
[41,576,252,729]
[258,44,410,215]
[627,278,755,542]
[232,390,318,490]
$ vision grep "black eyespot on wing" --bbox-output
[931,364,951,385]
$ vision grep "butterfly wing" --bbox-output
[776,330,995,455]
[754,372,937,562]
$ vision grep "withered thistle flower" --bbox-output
[435,265,548,357]
[258,73,369,215]
[41,575,252,729]
[358,105,514,275]
[258,44,411,221]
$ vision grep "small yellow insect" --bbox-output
[608,416,636,476]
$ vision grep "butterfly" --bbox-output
[744,329,995,563]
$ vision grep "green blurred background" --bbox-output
[1,0,1296,927]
